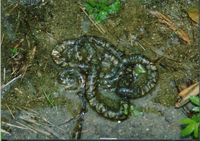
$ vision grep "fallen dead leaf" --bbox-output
[175,82,199,108]
[187,8,199,24]
[149,10,191,45]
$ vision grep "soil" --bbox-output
[1,0,199,139]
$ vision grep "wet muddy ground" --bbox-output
[1,0,199,139]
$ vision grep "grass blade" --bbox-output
[193,123,199,138]
[181,124,195,137]
[179,118,195,124]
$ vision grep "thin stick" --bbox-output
[1,74,22,90]
[58,113,82,126]
[42,126,63,139]
[136,41,146,50]
[3,68,6,82]
[79,5,105,34]
[130,35,145,50]
[19,116,42,126]
[39,116,66,132]
[17,106,39,115]
[1,33,4,46]
[0,128,11,135]
[2,121,30,130]
[5,2,19,16]
[25,125,52,136]
[16,121,38,133]
[4,3,15,11]
[6,104,15,119]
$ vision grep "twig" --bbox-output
[24,125,52,137]
[5,2,19,16]
[129,35,145,50]
[58,113,81,126]
[3,68,6,82]
[13,38,24,49]
[136,41,146,50]
[15,121,38,133]
[0,128,11,135]
[2,121,31,131]
[15,11,21,33]
[17,120,53,137]
[79,5,105,34]
[6,104,15,119]
[1,33,4,46]
[19,115,42,126]
[16,106,39,115]
[42,126,63,139]
[1,74,22,90]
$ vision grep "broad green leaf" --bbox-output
[190,96,200,106]
[181,124,195,137]
[192,107,200,112]
[179,118,195,124]
[193,123,199,138]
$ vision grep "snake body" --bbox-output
[51,35,158,120]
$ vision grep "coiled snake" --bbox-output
[52,35,158,121]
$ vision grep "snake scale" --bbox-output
[51,35,158,138]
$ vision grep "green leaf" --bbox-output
[94,11,108,23]
[192,107,200,112]
[10,48,18,56]
[84,0,122,23]
[193,123,199,138]
[98,1,108,10]
[87,0,96,7]
[123,104,129,115]
[179,118,195,125]
[181,123,195,137]
[192,114,200,122]
[108,0,121,14]
[190,96,200,106]
[84,3,93,13]
[130,105,143,116]
[133,64,146,76]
